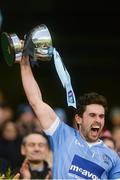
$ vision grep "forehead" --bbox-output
[85,104,105,114]
[25,134,47,144]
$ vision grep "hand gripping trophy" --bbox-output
[1,24,76,108]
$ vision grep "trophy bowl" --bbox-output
[1,32,22,66]
[24,24,53,61]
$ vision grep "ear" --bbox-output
[21,145,26,156]
[75,114,82,125]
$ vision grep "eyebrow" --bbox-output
[89,112,105,116]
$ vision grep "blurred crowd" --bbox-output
[0,90,52,179]
[0,90,120,179]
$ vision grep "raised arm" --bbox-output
[20,56,57,130]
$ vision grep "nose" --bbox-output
[34,144,41,151]
[95,116,102,123]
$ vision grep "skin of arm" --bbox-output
[20,56,57,130]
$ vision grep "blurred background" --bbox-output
[0,1,120,125]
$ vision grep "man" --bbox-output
[19,132,52,179]
[19,56,120,179]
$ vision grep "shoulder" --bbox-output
[44,116,77,136]
[99,141,120,164]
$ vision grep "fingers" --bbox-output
[12,173,20,180]
[20,40,24,48]
[20,158,29,172]
[45,170,52,179]
[20,158,31,179]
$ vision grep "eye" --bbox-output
[99,114,105,119]
[39,143,47,148]
[28,143,35,147]
[89,113,96,117]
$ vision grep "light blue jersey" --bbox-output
[45,118,120,179]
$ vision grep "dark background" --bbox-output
[0,1,120,123]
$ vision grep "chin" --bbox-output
[29,159,42,163]
[91,137,99,142]
[87,136,99,142]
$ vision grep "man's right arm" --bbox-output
[20,56,57,130]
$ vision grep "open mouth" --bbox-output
[91,126,100,132]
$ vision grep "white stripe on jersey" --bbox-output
[44,116,60,136]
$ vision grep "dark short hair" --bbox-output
[76,92,108,117]
[22,131,51,150]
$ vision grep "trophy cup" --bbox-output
[1,24,53,66]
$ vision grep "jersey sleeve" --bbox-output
[108,153,120,179]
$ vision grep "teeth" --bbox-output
[91,127,100,132]
[92,126,100,128]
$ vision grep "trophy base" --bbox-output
[1,32,22,66]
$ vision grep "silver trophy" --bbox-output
[1,24,53,66]
[24,24,53,61]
